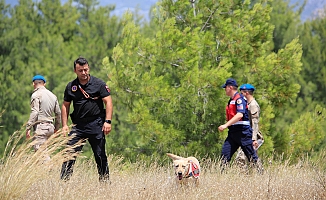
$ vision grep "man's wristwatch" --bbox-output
[104,119,112,124]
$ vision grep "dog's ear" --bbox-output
[166,153,183,160]
[166,153,176,160]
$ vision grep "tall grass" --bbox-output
[0,130,325,200]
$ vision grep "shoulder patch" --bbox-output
[105,85,110,93]
[236,99,242,104]
[72,85,77,92]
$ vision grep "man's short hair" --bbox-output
[242,89,254,95]
[33,80,45,85]
[74,57,88,69]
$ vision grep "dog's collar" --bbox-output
[184,161,200,178]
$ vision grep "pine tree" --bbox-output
[103,0,303,160]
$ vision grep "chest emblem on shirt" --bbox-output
[72,85,77,92]
[236,99,242,104]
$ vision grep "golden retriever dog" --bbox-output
[166,153,200,186]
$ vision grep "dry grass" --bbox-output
[0,131,325,200]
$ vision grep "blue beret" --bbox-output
[32,75,46,83]
[222,78,238,88]
[240,83,255,91]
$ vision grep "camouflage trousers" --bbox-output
[235,139,264,174]
[33,122,55,161]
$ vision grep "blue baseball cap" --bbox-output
[222,78,238,88]
[240,83,255,91]
[32,75,46,83]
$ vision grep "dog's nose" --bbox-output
[178,172,182,176]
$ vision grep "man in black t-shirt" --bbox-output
[60,57,113,182]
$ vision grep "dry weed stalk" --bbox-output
[0,128,79,199]
[0,131,325,200]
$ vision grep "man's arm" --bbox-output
[102,95,113,135]
[61,101,71,135]
[249,101,261,149]
[54,99,62,132]
[26,96,40,138]
[252,118,259,140]
[218,112,243,131]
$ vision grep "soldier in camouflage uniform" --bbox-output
[235,84,264,168]
[26,75,61,160]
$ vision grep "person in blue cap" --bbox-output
[235,83,264,168]
[218,78,260,171]
[26,75,61,161]
[60,57,113,182]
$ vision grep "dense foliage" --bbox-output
[0,0,325,162]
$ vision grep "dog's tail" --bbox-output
[166,153,184,160]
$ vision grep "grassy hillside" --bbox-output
[1,130,326,199]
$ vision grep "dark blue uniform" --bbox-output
[221,92,258,163]
[60,75,110,181]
